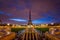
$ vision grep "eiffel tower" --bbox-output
[28,10,33,25]
[0,20,2,24]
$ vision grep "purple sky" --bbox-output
[0,0,60,24]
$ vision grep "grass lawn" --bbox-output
[11,28,25,32]
[36,28,49,32]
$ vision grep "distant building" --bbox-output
[48,23,60,26]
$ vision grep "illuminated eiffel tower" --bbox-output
[28,10,33,25]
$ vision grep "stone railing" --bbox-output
[45,32,60,40]
[0,32,16,40]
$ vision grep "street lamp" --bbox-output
[7,23,10,26]
[51,23,54,25]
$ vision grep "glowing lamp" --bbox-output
[7,23,10,26]
[51,23,54,25]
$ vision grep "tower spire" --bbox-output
[28,10,32,25]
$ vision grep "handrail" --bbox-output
[0,32,16,40]
[45,32,60,40]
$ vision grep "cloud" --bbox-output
[9,18,27,22]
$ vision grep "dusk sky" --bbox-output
[0,0,60,24]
